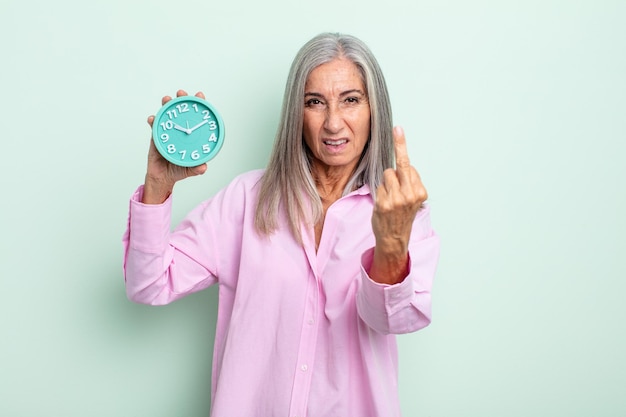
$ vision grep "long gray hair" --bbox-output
[254,32,394,242]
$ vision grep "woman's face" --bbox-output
[302,58,371,177]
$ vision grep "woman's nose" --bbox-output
[323,104,342,133]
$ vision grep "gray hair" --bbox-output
[254,32,394,242]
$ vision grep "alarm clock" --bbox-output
[152,95,225,167]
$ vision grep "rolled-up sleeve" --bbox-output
[356,206,440,334]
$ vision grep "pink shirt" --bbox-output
[123,170,440,417]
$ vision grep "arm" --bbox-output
[369,126,429,285]
[357,205,440,334]
[122,187,217,305]
[122,90,215,304]
[357,126,440,334]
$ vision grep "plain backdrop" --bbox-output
[1,0,624,416]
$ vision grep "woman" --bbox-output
[123,32,440,416]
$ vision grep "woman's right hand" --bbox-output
[142,90,208,204]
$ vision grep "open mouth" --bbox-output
[323,139,348,146]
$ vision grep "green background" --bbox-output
[1,0,624,416]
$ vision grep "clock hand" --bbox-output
[188,119,209,133]
[172,123,191,134]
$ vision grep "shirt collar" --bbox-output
[349,183,372,197]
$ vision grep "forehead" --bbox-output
[305,58,365,92]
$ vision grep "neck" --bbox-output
[311,165,354,205]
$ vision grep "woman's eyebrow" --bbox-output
[304,89,365,98]
[339,89,366,97]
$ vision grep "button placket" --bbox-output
[288,269,320,417]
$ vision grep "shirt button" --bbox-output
[307,319,314,325]
[301,364,308,371]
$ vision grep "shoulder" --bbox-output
[231,169,265,187]
[221,169,265,197]
[206,169,265,207]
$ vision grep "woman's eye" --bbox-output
[305,98,322,106]
[345,97,360,104]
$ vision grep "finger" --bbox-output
[374,179,391,208]
[161,95,172,105]
[147,115,155,127]
[176,89,188,97]
[189,163,208,176]
[195,91,206,99]
[393,126,412,184]
[381,167,399,194]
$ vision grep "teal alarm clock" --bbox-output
[152,96,225,167]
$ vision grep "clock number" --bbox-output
[191,150,200,160]
[192,104,199,112]
[176,103,189,113]
[202,110,211,120]
[209,133,217,142]
[166,109,177,119]
[179,150,187,159]
[167,144,176,154]
[203,144,211,153]
[161,133,169,142]
[160,121,173,130]
[208,121,217,130]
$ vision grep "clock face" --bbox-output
[152,96,225,167]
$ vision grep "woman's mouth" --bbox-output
[323,139,348,146]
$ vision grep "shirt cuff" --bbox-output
[128,185,173,253]
[359,248,415,316]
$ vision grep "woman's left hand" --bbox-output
[369,126,428,285]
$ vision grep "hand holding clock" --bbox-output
[143,90,209,205]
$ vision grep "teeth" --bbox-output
[324,139,347,145]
